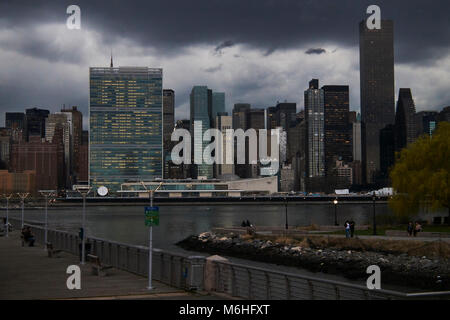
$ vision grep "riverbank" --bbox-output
[177,231,450,290]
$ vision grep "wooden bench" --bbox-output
[87,254,113,276]
[46,242,63,257]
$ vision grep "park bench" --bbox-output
[46,242,63,257]
[87,254,113,276]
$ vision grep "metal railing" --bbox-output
[10,218,450,300]
[210,260,450,300]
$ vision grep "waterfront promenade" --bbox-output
[0,231,219,300]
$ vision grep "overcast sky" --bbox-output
[1,0,449,128]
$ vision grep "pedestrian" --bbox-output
[407,222,414,236]
[349,220,355,238]
[344,220,351,238]
[413,222,422,237]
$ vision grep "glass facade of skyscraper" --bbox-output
[190,86,213,179]
[89,67,163,191]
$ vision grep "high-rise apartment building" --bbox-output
[304,79,325,179]
[89,66,163,191]
[359,19,395,183]
[190,86,213,179]
[322,85,352,174]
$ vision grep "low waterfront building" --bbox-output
[117,176,278,198]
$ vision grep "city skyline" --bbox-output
[1,1,450,127]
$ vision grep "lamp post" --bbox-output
[333,198,338,226]
[75,186,91,264]
[17,193,29,229]
[39,190,56,250]
[3,194,13,237]
[372,193,377,235]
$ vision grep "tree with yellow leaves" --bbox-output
[389,122,450,224]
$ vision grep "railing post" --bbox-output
[307,280,314,299]
[334,285,340,300]
[230,265,236,296]
[285,275,291,300]
[247,269,252,299]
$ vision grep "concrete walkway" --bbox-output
[0,231,220,300]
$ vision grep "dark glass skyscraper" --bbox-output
[163,89,175,144]
[359,19,395,183]
[394,88,416,152]
[25,107,50,140]
[322,85,352,174]
[89,66,163,191]
[190,86,213,179]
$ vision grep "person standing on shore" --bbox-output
[349,220,355,238]
[344,221,351,238]
[407,222,414,236]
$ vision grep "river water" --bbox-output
[6,202,440,250]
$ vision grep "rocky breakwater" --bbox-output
[177,232,450,290]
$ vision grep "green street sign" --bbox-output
[145,206,159,226]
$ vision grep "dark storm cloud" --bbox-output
[305,48,326,55]
[1,0,449,64]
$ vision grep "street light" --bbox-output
[39,190,56,250]
[333,198,338,226]
[372,193,377,236]
[17,193,29,229]
[3,194,13,237]
[75,185,91,264]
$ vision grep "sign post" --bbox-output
[145,200,159,290]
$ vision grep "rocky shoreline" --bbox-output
[177,232,450,290]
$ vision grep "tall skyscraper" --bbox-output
[25,108,50,140]
[211,92,225,128]
[322,85,352,174]
[190,86,213,179]
[89,66,163,191]
[163,89,175,144]
[359,19,395,183]
[394,88,416,151]
[45,113,72,187]
[215,113,234,177]
[304,79,325,179]
[61,106,83,182]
